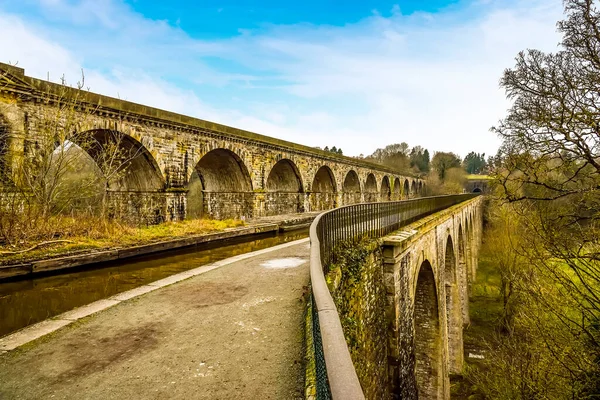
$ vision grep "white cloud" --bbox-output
[0,0,565,158]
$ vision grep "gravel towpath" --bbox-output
[0,239,310,400]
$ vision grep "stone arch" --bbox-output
[414,260,443,399]
[473,187,482,193]
[264,159,304,216]
[411,180,417,197]
[458,223,469,324]
[58,129,169,224]
[393,177,401,200]
[465,216,475,282]
[342,170,361,205]
[364,173,378,202]
[187,148,253,219]
[419,181,424,195]
[444,235,463,374]
[80,129,165,191]
[310,165,336,211]
[380,176,391,201]
[403,179,410,200]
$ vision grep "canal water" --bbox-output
[0,229,308,338]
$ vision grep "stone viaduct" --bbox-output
[311,195,483,400]
[382,197,482,399]
[0,63,424,223]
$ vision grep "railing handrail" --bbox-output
[308,194,478,399]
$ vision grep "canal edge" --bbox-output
[0,237,310,353]
[0,223,280,280]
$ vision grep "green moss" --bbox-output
[327,236,390,399]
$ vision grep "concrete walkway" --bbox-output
[0,239,310,400]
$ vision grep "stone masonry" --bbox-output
[0,63,425,223]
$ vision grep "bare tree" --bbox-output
[0,69,144,247]
[492,0,600,393]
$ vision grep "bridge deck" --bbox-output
[0,240,310,399]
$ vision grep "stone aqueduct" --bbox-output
[0,63,424,222]
[381,198,482,399]
[312,196,483,400]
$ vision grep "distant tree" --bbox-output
[463,151,486,174]
[323,146,329,152]
[337,148,343,155]
[331,146,337,153]
[431,151,461,180]
[366,143,413,173]
[410,146,430,173]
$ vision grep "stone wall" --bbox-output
[381,197,484,399]
[317,197,483,399]
[0,63,427,224]
[106,191,170,225]
[202,192,254,220]
[263,192,303,216]
[327,239,391,400]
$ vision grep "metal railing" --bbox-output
[308,194,478,399]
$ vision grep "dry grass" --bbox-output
[0,216,245,265]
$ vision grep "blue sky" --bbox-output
[0,0,563,157]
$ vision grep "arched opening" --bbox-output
[310,165,336,211]
[187,148,253,220]
[444,235,463,374]
[419,181,424,195]
[364,173,378,203]
[473,187,482,193]
[466,217,475,282]
[50,141,106,213]
[411,180,417,197]
[393,177,401,200]
[342,170,361,205]
[403,179,410,200]
[264,159,303,215]
[381,176,391,201]
[81,130,164,191]
[458,224,469,325]
[70,129,166,224]
[414,260,442,399]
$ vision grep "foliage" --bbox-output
[323,146,343,155]
[409,146,430,173]
[365,142,430,174]
[464,200,600,399]
[463,151,487,174]
[425,166,466,195]
[431,151,461,180]
[490,0,600,393]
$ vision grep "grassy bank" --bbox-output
[0,218,245,265]
[450,248,504,399]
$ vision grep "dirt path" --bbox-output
[0,240,310,400]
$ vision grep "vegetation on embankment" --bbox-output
[452,202,600,399]
[0,217,244,265]
[453,1,600,397]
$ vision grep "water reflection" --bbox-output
[0,229,308,338]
